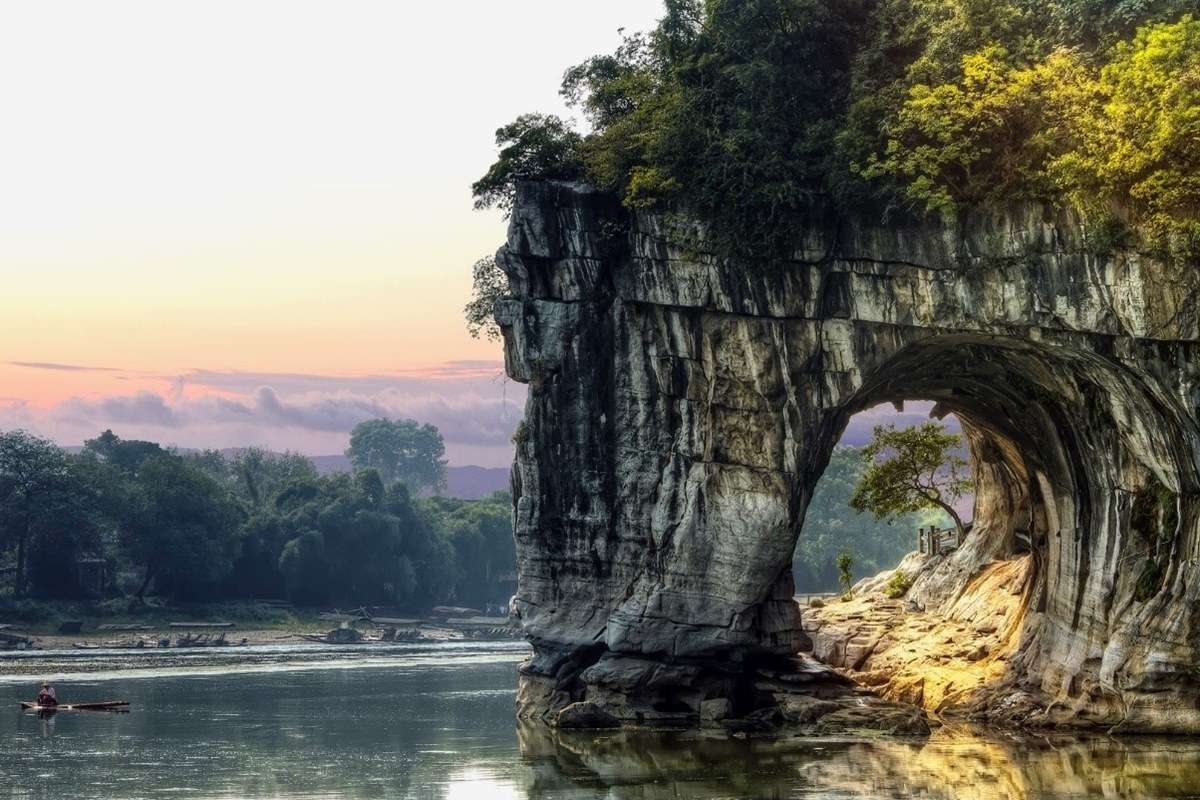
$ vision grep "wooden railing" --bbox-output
[794,591,839,606]
[918,525,964,555]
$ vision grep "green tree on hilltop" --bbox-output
[471,114,583,213]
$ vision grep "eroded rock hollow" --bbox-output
[496,180,1200,732]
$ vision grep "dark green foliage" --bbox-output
[476,0,1200,261]
[123,454,242,602]
[0,598,60,624]
[1045,0,1198,46]
[279,530,328,605]
[346,418,447,494]
[0,430,94,597]
[84,429,167,473]
[471,114,584,213]
[649,0,868,256]
[571,0,869,258]
[420,491,515,608]
[0,425,516,612]
[228,513,292,599]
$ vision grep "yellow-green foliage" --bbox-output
[883,570,914,599]
[1057,17,1200,259]
[869,16,1200,260]
[865,47,1095,214]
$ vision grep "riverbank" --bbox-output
[801,555,1029,719]
[0,600,519,653]
[0,638,534,681]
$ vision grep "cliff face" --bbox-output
[496,180,1200,731]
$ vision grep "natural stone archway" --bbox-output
[496,180,1200,731]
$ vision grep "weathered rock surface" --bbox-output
[802,555,1031,716]
[497,179,1200,732]
[555,701,621,730]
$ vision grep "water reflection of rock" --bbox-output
[517,723,1200,799]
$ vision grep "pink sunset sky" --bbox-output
[1,1,951,468]
[0,1,662,467]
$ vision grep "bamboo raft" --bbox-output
[20,701,130,712]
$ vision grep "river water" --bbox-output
[3,642,1200,799]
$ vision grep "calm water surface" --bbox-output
[3,642,1200,799]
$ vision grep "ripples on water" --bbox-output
[3,643,1200,800]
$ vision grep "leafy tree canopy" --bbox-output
[475,0,1200,261]
[850,422,973,537]
[83,429,166,474]
[464,255,510,342]
[346,418,448,494]
[123,454,243,601]
[0,431,83,596]
[471,114,584,213]
[0,424,513,611]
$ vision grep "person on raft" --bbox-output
[36,682,57,707]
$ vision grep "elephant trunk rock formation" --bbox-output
[496,180,1200,732]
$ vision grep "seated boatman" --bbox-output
[36,681,57,707]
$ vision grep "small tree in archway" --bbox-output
[850,422,973,540]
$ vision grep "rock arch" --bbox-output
[497,180,1200,731]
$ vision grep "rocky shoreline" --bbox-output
[519,649,932,737]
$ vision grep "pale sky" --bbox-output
[0,0,662,465]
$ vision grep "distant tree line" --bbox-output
[0,419,513,610]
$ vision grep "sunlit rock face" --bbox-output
[496,180,1200,731]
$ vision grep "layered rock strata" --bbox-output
[496,180,1200,731]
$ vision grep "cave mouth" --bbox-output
[795,335,1097,615]
[802,332,1194,590]
[790,332,1196,716]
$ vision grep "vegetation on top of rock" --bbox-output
[471,114,584,213]
[474,0,1200,261]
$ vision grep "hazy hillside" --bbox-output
[309,455,508,499]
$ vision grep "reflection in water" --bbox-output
[518,723,1200,799]
[3,644,1200,799]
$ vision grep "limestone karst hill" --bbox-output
[497,179,1200,733]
